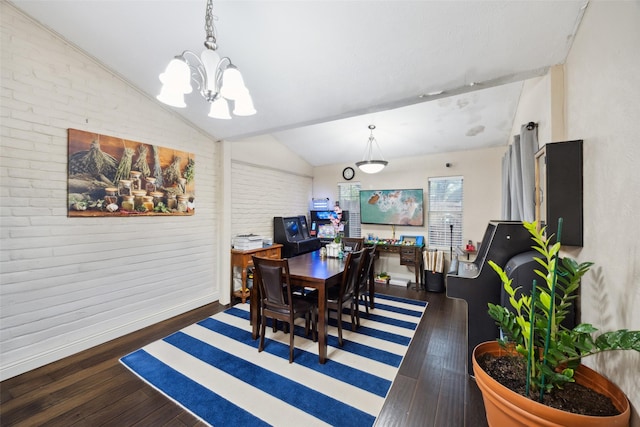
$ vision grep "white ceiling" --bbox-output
[9,0,588,167]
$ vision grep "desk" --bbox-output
[366,243,424,291]
[231,244,282,303]
[250,250,345,364]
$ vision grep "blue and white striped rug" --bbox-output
[120,294,427,426]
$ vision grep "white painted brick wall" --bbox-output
[231,162,313,240]
[0,3,220,379]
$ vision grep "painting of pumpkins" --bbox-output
[68,129,195,217]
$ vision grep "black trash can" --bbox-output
[425,270,445,292]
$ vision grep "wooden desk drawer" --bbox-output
[376,245,400,254]
[262,247,281,259]
[399,247,418,265]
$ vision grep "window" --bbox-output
[428,176,463,249]
[338,182,361,238]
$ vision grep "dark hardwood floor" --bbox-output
[1,284,487,426]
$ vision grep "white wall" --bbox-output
[231,134,314,177]
[229,162,313,239]
[229,133,314,239]
[565,2,640,421]
[510,74,553,144]
[0,4,220,379]
[313,146,505,281]
[510,2,640,423]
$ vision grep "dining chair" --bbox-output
[356,245,377,323]
[327,249,366,347]
[342,237,364,253]
[252,256,317,363]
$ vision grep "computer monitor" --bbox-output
[317,224,336,239]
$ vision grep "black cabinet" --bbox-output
[535,140,583,246]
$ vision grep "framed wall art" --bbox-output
[67,129,195,217]
[359,189,424,226]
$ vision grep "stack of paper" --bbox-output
[233,234,263,250]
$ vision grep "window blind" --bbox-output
[338,182,361,238]
[428,176,463,249]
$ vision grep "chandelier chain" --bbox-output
[204,0,217,49]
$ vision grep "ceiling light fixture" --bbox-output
[355,125,388,174]
[156,0,255,119]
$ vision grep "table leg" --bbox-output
[240,267,248,303]
[368,267,376,309]
[230,257,235,305]
[318,284,327,364]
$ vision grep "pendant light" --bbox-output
[356,125,388,174]
[157,0,255,119]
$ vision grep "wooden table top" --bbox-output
[286,250,346,285]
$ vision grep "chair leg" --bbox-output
[351,303,358,331]
[336,307,344,347]
[363,293,370,315]
[289,321,295,363]
[259,314,267,353]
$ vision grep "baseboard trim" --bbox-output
[0,294,217,381]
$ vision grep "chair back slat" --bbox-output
[340,249,366,301]
[261,264,287,307]
[359,245,376,288]
[342,237,364,253]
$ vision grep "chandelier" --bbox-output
[355,125,388,174]
[156,0,255,119]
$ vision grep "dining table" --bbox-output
[250,249,346,364]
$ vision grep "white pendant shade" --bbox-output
[220,67,248,100]
[208,97,231,119]
[356,160,388,174]
[156,85,187,108]
[232,92,256,116]
[158,58,192,94]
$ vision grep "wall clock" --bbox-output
[342,167,355,181]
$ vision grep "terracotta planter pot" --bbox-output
[472,341,630,427]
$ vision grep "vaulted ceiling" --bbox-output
[10,0,588,166]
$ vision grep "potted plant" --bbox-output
[473,220,638,426]
[375,272,390,285]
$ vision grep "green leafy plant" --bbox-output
[488,220,639,399]
[153,202,171,213]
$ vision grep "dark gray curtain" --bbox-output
[501,124,538,221]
